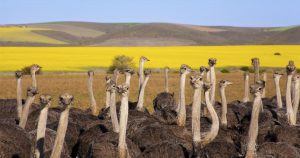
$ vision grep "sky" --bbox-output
[1,0,299,27]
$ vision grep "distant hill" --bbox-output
[0,22,299,46]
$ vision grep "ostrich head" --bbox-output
[144,69,152,77]
[190,75,203,89]
[203,82,212,92]
[292,74,300,83]
[116,84,129,96]
[140,56,150,62]
[15,71,23,79]
[30,64,41,73]
[256,80,266,89]
[286,60,296,75]
[199,66,209,73]
[251,58,260,67]
[40,94,52,106]
[107,80,117,93]
[244,71,249,78]
[59,93,74,108]
[180,64,192,75]
[208,58,217,67]
[273,71,283,79]
[105,76,112,83]
[250,84,263,97]
[113,69,120,75]
[219,80,233,88]
[122,68,134,76]
[27,86,38,97]
[88,70,94,76]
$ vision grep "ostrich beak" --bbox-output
[227,82,233,85]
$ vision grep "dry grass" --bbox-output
[0,72,286,113]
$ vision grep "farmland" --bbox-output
[1,45,300,72]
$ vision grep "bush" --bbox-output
[21,65,42,75]
[220,69,230,73]
[240,66,250,72]
[274,52,281,56]
[108,55,136,73]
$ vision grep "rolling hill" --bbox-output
[0,22,299,46]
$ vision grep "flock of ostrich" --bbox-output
[1,56,300,158]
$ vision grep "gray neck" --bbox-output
[177,74,187,126]
[206,70,210,82]
[50,106,70,158]
[286,75,296,125]
[136,76,150,111]
[105,90,111,108]
[293,81,300,122]
[274,77,283,108]
[31,71,37,88]
[19,96,35,129]
[165,69,169,93]
[245,94,262,158]
[114,74,119,85]
[110,91,120,133]
[254,67,260,84]
[138,61,145,91]
[16,78,23,120]
[35,104,50,158]
[262,73,267,97]
[88,75,97,116]
[125,75,132,87]
[243,74,250,103]
[220,87,227,127]
[209,66,216,106]
[202,90,219,146]
[192,88,202,147]
[118,95,129,158]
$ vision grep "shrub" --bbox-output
[21,65,42,75]
[108,55,136,73]
[274,52,281,56]
[240,66,250,72]
[220,68,230,73]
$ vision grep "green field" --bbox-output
[0,45,300,72]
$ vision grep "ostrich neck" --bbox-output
[110,91,120,133]
[220,87,227,126]
[254,67,260,83]
[202,91,219,145]
[165,70,169,93]
[245,94,262,158]
[209,66,216,106]
[16,78,23,119]
[114,74,119,84]
[262,73,267,97]
[19,96,35,129]
[293,81,300,122]
[286,75,296,125]
[137,76,150,111]
[88,76,97,116]
[274,78,282,108]
[125,75,132,87]
[31,71,37,88]
[192,88,202,146]
[35,105,50,158]
[243,75,250,102]
[118,95,129,158]
[206,71,210,82]
[138,61,145,91]
[50,107,70,158]
[177,74,187,126]
[106,90,111,108]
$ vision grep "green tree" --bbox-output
[108,55,136,73]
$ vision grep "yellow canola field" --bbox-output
[0,27,66,44]
[0,45,300,72]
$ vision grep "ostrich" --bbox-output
[15,70,23,121]
[30,64,41,88]
[136,69,151,112]
[292,75,300,123]
[177,64,192,126]
[285,60,296,125]
[87,70,97,116]
[105,76,112,108]
[34,94,52,158]
[50,93,74,158]
[108,80,120,133]
[19,86,38,129]
[199,66,208,77]
[262,72,267,98]
[251,58,260,84]
[165,67,169,92]
[190,75,203,148]
[219,80,233,127]
[208,58,217,106]
[243,71,250,103]
[273,71,283,109]
[245,84,263,158]
[138,56,150,92]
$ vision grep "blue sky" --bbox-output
[1,0,299,27]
